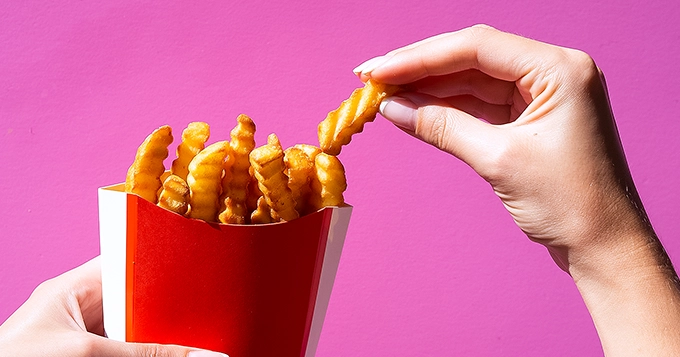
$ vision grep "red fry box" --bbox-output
[98,183,352,357]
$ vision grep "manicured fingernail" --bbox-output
[188,351,228,357]
[352,55,391,76]
[380,96,417,131]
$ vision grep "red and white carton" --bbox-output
[98,183,352,357]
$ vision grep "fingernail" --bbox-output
[380,96,418,131]
[188,351,229,357]
[352,55,391,76]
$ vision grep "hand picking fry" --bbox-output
[125,76,389,223]
[284,146,315,215]
[187,140,230,222]
[219,114,257,224]
[318,80,400,155]
[171,122,210,181]
[310,152,347,211]
[125,125,174,203]
[158,174,190,216]
[250,134,299,222]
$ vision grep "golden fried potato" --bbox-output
[284,146,315,215]
[310,152,347,211]
[219,114,257,224]
[318,80,400,155]
[293,143,322,160]
[249,134,299,222]
[171,122,210,181]
[157,170,171,198]
[125,125,174,203]
[250,196,273,224]
[158,174,190,215]
[187,140,230,222]
[246,166,262,213]
[218,197,247,224]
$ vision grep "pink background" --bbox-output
[1,1,679,355]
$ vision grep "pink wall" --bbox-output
[1,1,679,355]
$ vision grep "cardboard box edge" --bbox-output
[98,185,127,341]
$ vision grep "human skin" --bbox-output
[0,257,227,357]
[355,24,680,356]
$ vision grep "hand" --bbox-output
[357,25,645,270]
[355,25,680,355]
[0,257,227,357]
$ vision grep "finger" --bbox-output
[28,257,105,335]
[91,336,228,357]
[353,32,453,76]
[365,25,560,86]
[57,256,102,285]
[65,257,106,335]
[379,93,506,173]
[409,69,519,106]
[443,95,514,125]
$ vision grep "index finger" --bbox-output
[363,25,562,85]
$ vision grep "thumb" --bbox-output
[380,93,501,173]
[93,337,228,357]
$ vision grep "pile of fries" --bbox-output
[125,80,398,224]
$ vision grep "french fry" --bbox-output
[310,152,347,211]
[318,80,400,155]
[246,166,262,213]
[250,134,299,222]
[219,114,257,224]
[219,197,247,224]
[171,122,211,181]
[158,174,190,215]
[250,196,273,224]
[125,80,380,225]
[125,125,173,203]
[284,146,315,215]
[187,141,230,222]
[293,143,322,160]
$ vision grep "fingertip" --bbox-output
[379,96,418,132]
[352,55,392,79]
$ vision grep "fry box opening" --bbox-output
[98,183,352,357]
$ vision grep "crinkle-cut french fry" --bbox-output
[125,125,173,203]
[310,152,347,211]
[250,196,273,224]
[157,174,190,215]
[157,170,171,198]
[219,114,256,224]
[249,134,299,222]
[218,197,247,224]
[318,80,400,155]
[293,143,322,161]
[246,166,262,213]
[284,146,315,215]
[171,122,210,181]
[187,140,230,222]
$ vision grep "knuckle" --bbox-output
[470,23,496,31]
[138,343,184,357]
[477,138,516,184]
[418,106,459,152]
[70,334,98,356]
[31,277,60,299]
[144,344,166,357]
[569,49,598,73]
[559,48,599,78]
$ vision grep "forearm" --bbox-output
[569,227,680,356]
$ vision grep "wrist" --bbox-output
[563,222,680,355]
